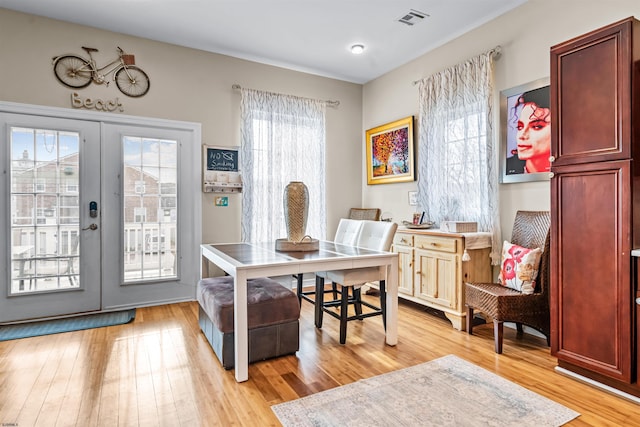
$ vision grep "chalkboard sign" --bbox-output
[205,146,238,172]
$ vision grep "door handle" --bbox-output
[636,298,640,305]
[82,224,98,231]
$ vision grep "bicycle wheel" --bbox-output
[53,55,92,88]
[115,66,150,97]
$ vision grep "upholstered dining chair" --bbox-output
[315,220,398,344]
[465,210,551,354]
[348,208,381,221]
[296,218,363,306]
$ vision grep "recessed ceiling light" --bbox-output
[350,44,365,54]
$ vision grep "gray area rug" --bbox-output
[272,355,579,426]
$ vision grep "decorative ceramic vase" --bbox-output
[283,181,309,242]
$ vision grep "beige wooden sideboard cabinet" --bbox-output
[392,228,492,330]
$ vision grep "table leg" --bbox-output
[315,275,324,328]
[385,257,399,346]
[234,271,249,382]
[200,247,210,279]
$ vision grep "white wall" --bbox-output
[0,8,364,244]
[3,2,640,248]
[362,0,640,242]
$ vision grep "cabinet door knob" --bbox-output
[549,155,555,163]
[636,298,640,305]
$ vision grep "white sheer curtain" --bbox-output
[417,50,501,264]
[240,88,327,243]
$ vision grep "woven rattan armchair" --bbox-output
[465,211,551,354]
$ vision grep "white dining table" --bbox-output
[200,240,399,382]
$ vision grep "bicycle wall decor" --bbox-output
[52,46,150,97]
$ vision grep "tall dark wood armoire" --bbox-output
[550,17,640,395]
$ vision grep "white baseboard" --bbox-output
[103,296,192,312]
[555,366,640,404]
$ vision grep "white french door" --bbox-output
[0,113,101,322]
[101,124,187,299]
[0,104,201,323]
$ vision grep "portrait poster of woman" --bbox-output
[500,77,551,183]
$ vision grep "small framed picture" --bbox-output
[500,77,551,184]
[366,116,415,185]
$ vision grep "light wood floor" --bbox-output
[1,296,640,426]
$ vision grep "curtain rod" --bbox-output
[232,84,340,107]
[411,45,502,86]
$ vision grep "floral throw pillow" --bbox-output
[499,241,542,294]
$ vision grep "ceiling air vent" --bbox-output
[397,9,429,26]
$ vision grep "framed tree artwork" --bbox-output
[366,116,415,185]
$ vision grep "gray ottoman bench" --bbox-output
[197,276,300,369]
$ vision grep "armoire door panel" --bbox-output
[550,18,637,166]
[637,272,640,387]
[550,160,632,383]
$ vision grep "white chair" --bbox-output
[315,220,398,344]
[296,218,363,306]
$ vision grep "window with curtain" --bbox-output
[240,88,327,243]
[417,50,501,263]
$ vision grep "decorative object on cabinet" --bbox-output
[53,46,150,97]
[550,17,640,395]
[365,116,415,185]
[440,221,478,233]
[401,220,434,229]
[202,145,243,193]
[500,77,551,183]
[276,181,318,252]
[392,227,492,330]
[465,210,551,354]
[315,220,398,344]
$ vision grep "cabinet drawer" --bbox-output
[394,233,414,247]
[414,235,457,253]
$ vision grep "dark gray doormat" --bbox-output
[0,309,136,341]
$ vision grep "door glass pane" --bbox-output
[123,136,178,282]
[9,127,80,294]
